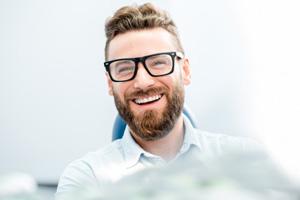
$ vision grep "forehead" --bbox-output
[107,28,177,60]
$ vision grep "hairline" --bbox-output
[105,28,184,61]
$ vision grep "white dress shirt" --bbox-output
[56,115,260,199]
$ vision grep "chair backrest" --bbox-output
[112,105,198,141]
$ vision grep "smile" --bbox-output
[133,94,162,105]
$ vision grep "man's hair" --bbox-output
[104,3,184,60]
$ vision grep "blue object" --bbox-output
[112,105,198,141]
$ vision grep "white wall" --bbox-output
[233,0,300,179]
[1,0,299,183]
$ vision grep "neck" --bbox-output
[130,114,185,161]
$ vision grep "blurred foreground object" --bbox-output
[58,151,300,200]
[0,173,37,199]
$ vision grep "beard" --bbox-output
[113,83,184,141]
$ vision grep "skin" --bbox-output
[106,27,191,161]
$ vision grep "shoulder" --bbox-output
[194,129,265,155]
[56,140,125,199]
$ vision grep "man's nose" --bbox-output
[133,62,155,89]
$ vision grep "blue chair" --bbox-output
[112,105,198,141]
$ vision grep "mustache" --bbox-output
[125,86,168,100]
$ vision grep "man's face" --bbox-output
[106,28,191,141]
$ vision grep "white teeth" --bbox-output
[134,95,162,104]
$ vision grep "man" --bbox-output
[56,3,260,198]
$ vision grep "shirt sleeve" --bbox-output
[55,159,99,200]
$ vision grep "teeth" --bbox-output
[134,95,162,104]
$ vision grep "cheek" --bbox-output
[171,64,183,80]
[112,83,130,102]
[166,71,182,87]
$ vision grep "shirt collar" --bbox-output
[121,126,147,168]
[120,113,202,168]
[182,114,202,150]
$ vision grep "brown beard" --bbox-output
[113,84,184,141]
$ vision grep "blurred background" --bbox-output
[1,0,299,198]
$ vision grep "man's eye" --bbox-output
[117,66,134,74]
[149,59,169,68]
[153,60,166,65]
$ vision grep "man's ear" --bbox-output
[181,58,191,86]
[106,72,113,96]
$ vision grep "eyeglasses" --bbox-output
[104,51,183,82]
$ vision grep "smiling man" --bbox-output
[106,27,190,160]
[56,3,260,198]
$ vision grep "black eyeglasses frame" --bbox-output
[104,51,183,82]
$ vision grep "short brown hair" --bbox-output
[104,3,184,60]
